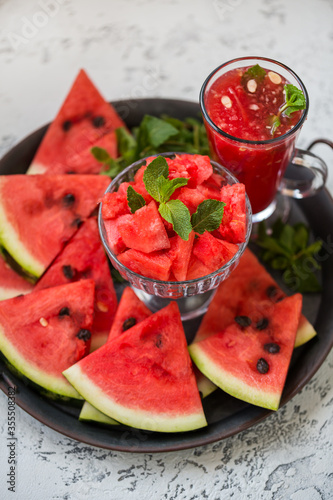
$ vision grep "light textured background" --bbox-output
[0,0,332,499]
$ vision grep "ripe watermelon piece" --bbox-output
[34,217,118,351]
[170,187,205,214]
[194,248,316,347]
[63,302,207,432]
[101,191,130,220]
[0,251,33,300]
[27,69,126,175]
[117,248,172,281]
[167,231,195,281]
[0,280,95,399]
[189,294,303,410]
[218,183,247,243]
[116,201,170,254]
[0,174,109,277]
[103,219,127,255]
[79,287,152,424]
[169,154,213,187]
[192,231,239,272]
[107,286,152,342]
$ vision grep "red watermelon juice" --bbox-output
[200,57,308,220]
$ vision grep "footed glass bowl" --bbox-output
[98,153,252,320]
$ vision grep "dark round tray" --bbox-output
[0,98,332,453]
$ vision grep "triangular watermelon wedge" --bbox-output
[0,174,110,278]
[27,69,126,175]
[193,248,316,347]
[64,302,207,432]
[79,286,152,425]
[189,294,303,410]
[34,217,118,351]
[0,280,95,399]
[0,251,33,300]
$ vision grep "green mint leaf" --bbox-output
[270,115,281,136]
[156,176,189,203]
[136,115,179,151]
[91,146,112,163]
[191,199,225,234]
[116,127,137,156]
[159,200,192,241]
[127,185,146,213]
[241,64,266,88]
[281,84,306,116]
[143,156,169,201]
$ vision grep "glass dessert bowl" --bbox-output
[98,152,252,320]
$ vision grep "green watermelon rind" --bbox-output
[0,324,82,400]
[63,364,208,433]
[0,287,32,301]
[188,344,281,411]
[79,401,119,425]
[0,192,44,277]
[295,317,317,347]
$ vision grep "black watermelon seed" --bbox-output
[63,193,75,207]
[122,317,137,331]
[62,120,72,132]
[266,285,284,303]
[256,318,269,330]
[59,307,70,317]
[264,342,280,354]
[155,334,163,348]
[77,329,91,341]
[235,315,252,328]
[92,115,105,128]
[62,265,75,280]
[257,358,269,374]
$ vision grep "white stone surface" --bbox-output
[0,0,332,498]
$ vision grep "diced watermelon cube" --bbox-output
[104,218,126,255]
[117,248,172,281]
[167,231,195,281]
[197,173,223,200]
[101,191,129,220]
[117,201,170,253]
[186,254,213,280]
[193,231,239,271]
[218,183,247,243]
[171,187,205,214]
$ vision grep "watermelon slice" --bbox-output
[194,248,316,347]
[189,294,303,410]
[0,174,110,277]
[27,69,126,175]
[34,217,117,351]
[0,251,33,300]
[117,249,172,281]
[218,183,247,243]
[166,232,195,281]
[79,286,152,424]
[0,280,95,399]
[64,302,207,432]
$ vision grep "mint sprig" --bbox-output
[159,199,192,241]
[241,64,266,89]
[255,219,322,293]
[271,84,306,135]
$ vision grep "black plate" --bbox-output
[0,98,333,453]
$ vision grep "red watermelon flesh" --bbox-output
[116,201,170,254]
[218,183,247,244]
[192,231,239,271]
[63,302,207,432]
[0,252,33,300]
[167,231,195,281]
[189,294,303,410]
[193,248,316,347]
[101,191,130,220]
[117,248,172,281]
[107,287,152,342]
[34,217,118,351]
[0,174,110,278]
[0,280,95,399]
[27,69,126,175]
[103,219,126,255]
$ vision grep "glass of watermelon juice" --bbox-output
[200,57,328,223]
[99,153,252,321]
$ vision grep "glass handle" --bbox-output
[279,148,328,199]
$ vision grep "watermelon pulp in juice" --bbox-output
[202,66,305,215]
